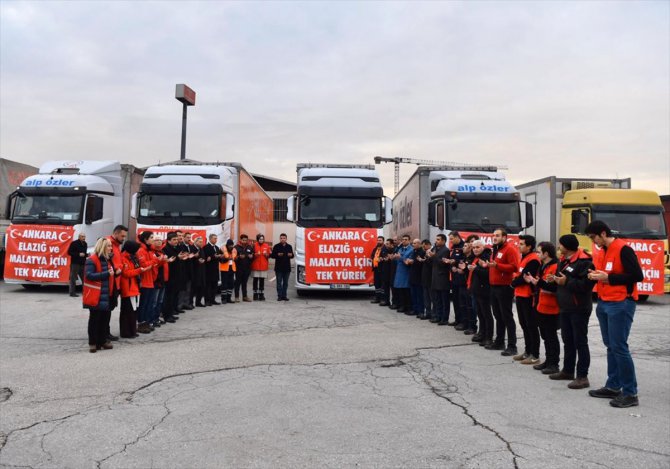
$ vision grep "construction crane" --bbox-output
[373,155,508,194]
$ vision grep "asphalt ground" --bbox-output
[0,279,668,469]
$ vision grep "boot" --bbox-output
[226,294,234,304]
[253,292,259,301]
[260,292,266,301]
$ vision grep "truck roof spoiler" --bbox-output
[420,165,500,172]
[296,163,375,170]
[150,159,243,169]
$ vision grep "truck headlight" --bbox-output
[665,274,670,284]
[297,265,306,283]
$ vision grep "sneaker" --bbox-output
[542,366,559,375]
[501,347,518,357]
[549,370,575,381]
[101,342,113,350]
[588,387,622,399]
[243,297,252,302]
[568,377,590,389]
[234,297,241,303]
[513,352,528,361]
[533,361,547,371]
[520,356,540,365]
[609,394,639,408]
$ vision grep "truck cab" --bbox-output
[561,188,669,296]
[287,164,393,293]
[427,169,533,243]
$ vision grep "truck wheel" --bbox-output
[21,284,42,290]
[637,295,649,303]
[296,289,307,297]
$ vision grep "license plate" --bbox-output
[330,284,350,290]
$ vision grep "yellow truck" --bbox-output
[518,177,669,300]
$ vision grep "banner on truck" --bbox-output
[454,231,520,249]
[591,239,664,295]
[137,226,208,244]
[304,228,377,284]
[3,225,74,282]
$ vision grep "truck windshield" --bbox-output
[11,194,84,224]
[592,210,667,240]
[298,196,382,228]
[138,194,221,225]
[446,200,522,234]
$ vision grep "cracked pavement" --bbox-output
[1,282,669,468]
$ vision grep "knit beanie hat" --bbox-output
[558,234,579,252]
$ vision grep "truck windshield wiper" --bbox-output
[449,222,488,232]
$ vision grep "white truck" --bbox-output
[131,160,273,247]
[388,166,533,245]
[3,160,144,287]
[287,164,393,294]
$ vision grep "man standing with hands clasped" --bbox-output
[67,233,87,297]
[585,220,643,408]
[271,233,294,301]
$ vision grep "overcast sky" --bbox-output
[1,1,668,195]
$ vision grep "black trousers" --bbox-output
[69,263,84,295]
[205,273,218,304]
[163,285,179,316]
[234,270,250,298]
[88,309,111,347]
[252,277,265,292]
[373,269,383,299]
[451,284,468,324]
[475,293,494,341]
[561,310,591,378]
[119,297,137,338]
[516,296,540,357]
[537,313,560,367]
[490,285,516,347]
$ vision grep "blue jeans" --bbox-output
[276,270,290,299]
[138,287,157,325]
[410,284,424,315]
[596,299,637,396]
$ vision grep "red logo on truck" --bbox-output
[304,228,377,284]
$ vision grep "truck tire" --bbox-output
[21,284,42,290]
[296,289,307,297]
[637,295,649,303]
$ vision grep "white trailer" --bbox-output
[287,164,393,293]
[4,160,144,286]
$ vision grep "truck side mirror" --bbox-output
[427,200,436,226]
[5,190,19,220]
[287,195,296,222]
[85,195,104,224]
[130,193,138,219]
[225,193,235,221]
[523,201,534,228]
[383,196,393,225]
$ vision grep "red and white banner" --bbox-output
[3,225,75,283]
[592,239,664,295]
[304,228,377,284]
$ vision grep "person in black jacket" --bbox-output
[418,239,434,320]
[429,234,451,325]
[407,239,425,316]
[469,240,492,345]
[270,233,294,301]
[203,234,223,306]
[379,239,396,307]
[448,232,468,329]
[192,236,207,307]
[163,232,189,316]
[234,234,254,302]
[67,233,87,297]
[547,234,596,390]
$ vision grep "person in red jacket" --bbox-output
[136,231,159,334]
[251,233,271,301]
[525,242,560,375]
[119,241,152,338]
[151,237,174,324]
[586,220,644,408]
[510,235,541,364]
[481,228,520,356]
[83,238,114,353]
[105,224,128,341]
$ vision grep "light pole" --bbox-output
[175,84,196,160]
